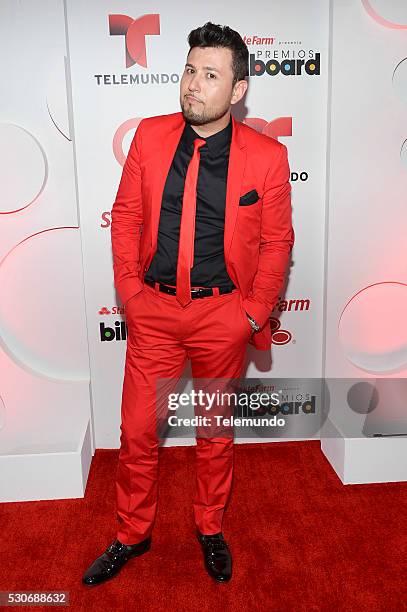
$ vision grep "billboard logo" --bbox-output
[109,13,160,68]
[250,52,320,76]
[100,321,127,342]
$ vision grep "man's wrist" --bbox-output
[245,312,261,332]
[241,297,272,330]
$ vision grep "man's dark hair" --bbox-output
[187,22,248,86]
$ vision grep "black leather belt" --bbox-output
[144,278,235,299]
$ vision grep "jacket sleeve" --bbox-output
[242,142,295,329]
[110,120,145,305]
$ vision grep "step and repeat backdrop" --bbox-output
[2,0,406,463]
[65,0,329,447]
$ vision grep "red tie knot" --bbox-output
[193,138,206,153]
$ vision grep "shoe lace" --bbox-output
[204,536,228,553]
[105,540,125,560]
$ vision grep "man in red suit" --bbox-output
[83,21,294,586]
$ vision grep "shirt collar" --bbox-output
[181,115,232,158]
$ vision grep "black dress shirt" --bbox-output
[144,116,235,289]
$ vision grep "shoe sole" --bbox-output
[205,568,233,583]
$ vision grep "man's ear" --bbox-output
[231,79,248,105]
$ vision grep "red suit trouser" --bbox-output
[115,280,253,545]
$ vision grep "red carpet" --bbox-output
[1,441,406,611]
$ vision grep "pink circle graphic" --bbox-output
[113,118,143,167]
[362,0,407,28]
[338,282,407,373]
[0,123,47,214]
[0,228,90,382]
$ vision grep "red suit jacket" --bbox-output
[111,111,294,351]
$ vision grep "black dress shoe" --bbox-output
[82,536,151,586]
[197,531,232,582]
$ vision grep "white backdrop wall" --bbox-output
[0,0,93,501]
[326,0,407,414]
[321,0,407,483]
[65,0,330,448]
[2,1,406,501]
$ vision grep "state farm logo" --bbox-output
[108,13,160,68]
[243,35,275,45]
[270,296,311,345]
[270,318,291,345]
[99,305,125,316]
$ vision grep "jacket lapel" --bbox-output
[150,114,185,254]
[224,115,246,261]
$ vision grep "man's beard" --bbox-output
[180,97,230,126]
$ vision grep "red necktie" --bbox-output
[176,137,206,307]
